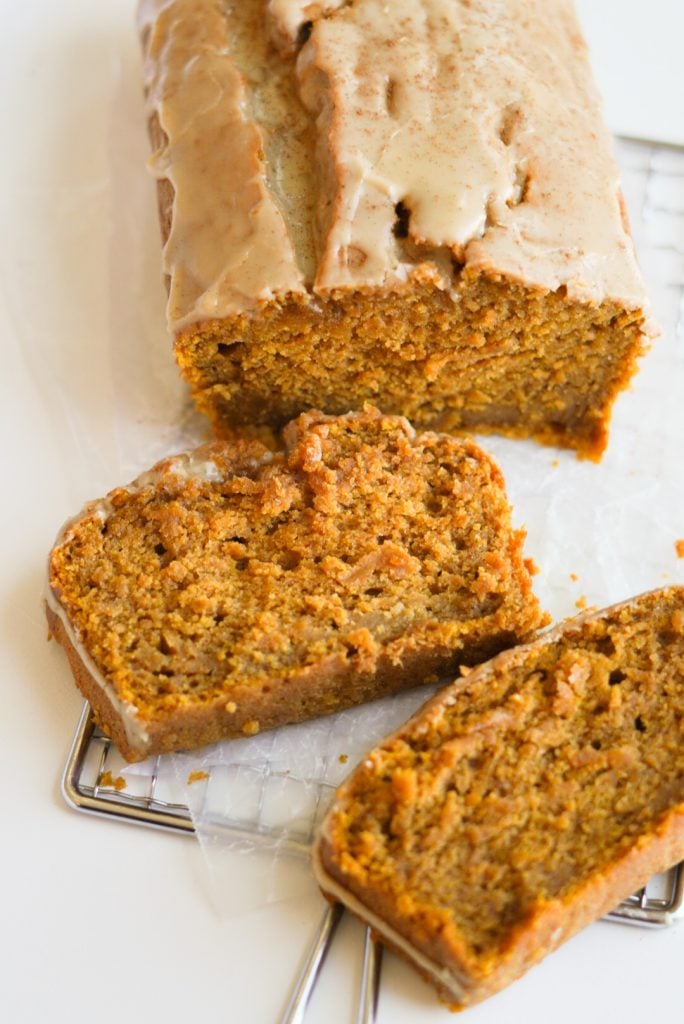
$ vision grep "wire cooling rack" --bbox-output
[61,135,684,1023]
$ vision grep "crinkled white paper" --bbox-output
[169,688,438,914]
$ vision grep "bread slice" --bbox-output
[314,587,684,1009]
[46,407,544,761]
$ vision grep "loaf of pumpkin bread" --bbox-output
[137,0,652,458]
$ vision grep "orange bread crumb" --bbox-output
[100,771,126,792]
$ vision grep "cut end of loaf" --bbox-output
[176,274,647,461]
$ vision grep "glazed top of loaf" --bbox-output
[138,0,649,331]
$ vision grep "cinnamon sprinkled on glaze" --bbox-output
[138,0,307,323]
[139,0,648,327]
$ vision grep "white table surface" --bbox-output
[2,3,683,1022]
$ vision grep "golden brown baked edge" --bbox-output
[46,597,531,764]
[315,804,684,1009]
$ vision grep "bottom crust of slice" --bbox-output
[314,807,684,1011]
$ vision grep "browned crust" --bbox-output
[317,805,684,1010]
[47,600,143,762]
[46,595,525,764]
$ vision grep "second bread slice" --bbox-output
[314,586,684,1009]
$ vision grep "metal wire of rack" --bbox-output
[60,135,684,1023]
